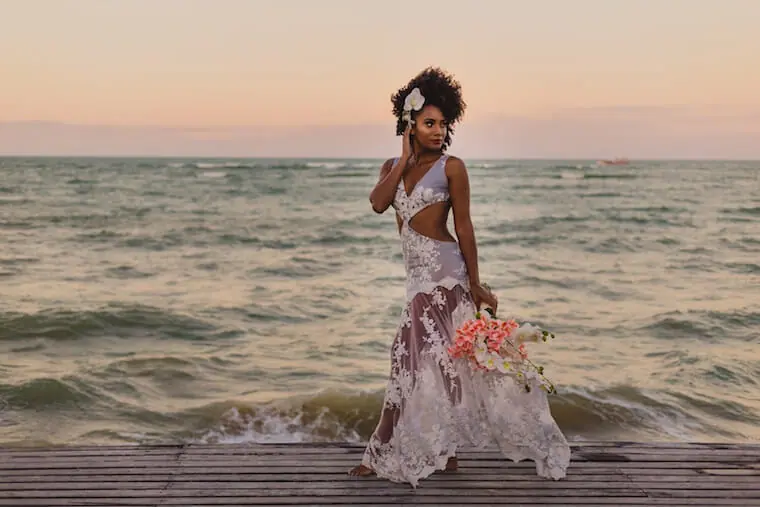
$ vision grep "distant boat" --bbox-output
[597,157,630,166]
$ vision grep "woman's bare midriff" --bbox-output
[396,202,457,242]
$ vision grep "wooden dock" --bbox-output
[0,442,758,506]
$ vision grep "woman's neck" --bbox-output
[413,147,443,164]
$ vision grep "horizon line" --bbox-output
[2,154,758,162]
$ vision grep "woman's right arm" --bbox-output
[369,126,413,214]
[369,156,409,213]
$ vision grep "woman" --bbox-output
[349,67,570,487]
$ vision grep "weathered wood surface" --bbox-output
[0,442,758,506]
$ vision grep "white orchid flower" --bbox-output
[480,352,499,371]
[402,87,425,127]
[403,87,425,113]
[514,323,542,343]
[474,342,490,365]
[495,358,511,374]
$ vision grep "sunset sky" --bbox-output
[2,0,759,158]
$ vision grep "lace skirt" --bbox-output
[360,283,571,487]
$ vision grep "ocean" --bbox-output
[0,156,758,447]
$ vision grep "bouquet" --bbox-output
[447,307,557,394]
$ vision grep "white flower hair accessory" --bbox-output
[402,87,425,126]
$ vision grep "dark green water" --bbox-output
[1,157,758,446]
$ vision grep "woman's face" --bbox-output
[413,105,448,151]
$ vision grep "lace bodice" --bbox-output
[392,154,450,222]
[389,155,469,301]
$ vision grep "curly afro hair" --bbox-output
[391,67,466,150]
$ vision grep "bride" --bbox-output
[348,67,570,487]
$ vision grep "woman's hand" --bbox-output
[471,283,498,314]
[401,124,413,163]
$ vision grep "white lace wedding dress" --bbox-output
[360,154,571,487]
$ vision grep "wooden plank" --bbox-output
[1,440,753,451]
[0,451,760,466]
[1,478,758,491]
[1,499,758,507]
[0,447,355,458]
[9,471,748,482]
[0,484,755,498]
[0,487,650,498]
[3,444,757,456]
[1,441,757,457]
[154,499,760,506]
[1,462,756,474]
[8,466,757,479]
[0,477,735,491]
[0,500,757,507]
[0,490,752,503]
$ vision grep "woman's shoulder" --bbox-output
[382,157,401,168]
[443,153,467,176]
[377,157,397,176]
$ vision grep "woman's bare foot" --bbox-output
[445,456,458,472]
[348,464,374,477]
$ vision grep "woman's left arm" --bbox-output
[447,156,480,287]
[448,157,498,312]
